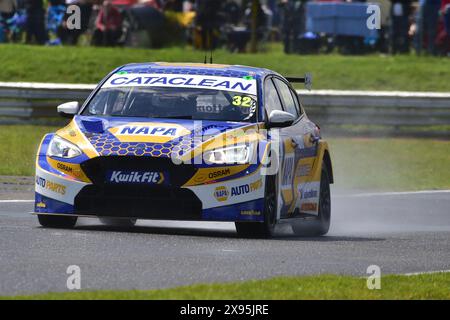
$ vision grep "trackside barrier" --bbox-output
[1,82,449,136]
[297,90,450,128]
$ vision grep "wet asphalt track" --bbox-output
[0,189,449,296]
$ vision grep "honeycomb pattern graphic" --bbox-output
[86,130,203,158]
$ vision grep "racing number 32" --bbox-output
[232,96,253,107]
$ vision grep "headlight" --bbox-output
[47,135,82,158]
[204,144,254,164]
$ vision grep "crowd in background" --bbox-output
[0,0,449,55]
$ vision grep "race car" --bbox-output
[34,62,333,238]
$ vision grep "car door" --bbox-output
[271,77,320,217]
[263,77,297,219]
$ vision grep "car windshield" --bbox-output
[82,73,258,122]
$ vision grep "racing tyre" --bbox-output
[37,215,77,229]
[99,218,137,227]
[235,175,277,238]
[292,161,331,236]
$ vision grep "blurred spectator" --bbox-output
[223,0,241,25]
[279,0,294,53]
[436,0,450,54]
[244,0,273,51]
[195,0,221,50]
[24,0,48,44]
[92,0,123,46]
[3,2,26,42]
[443,0,450,34]
[47,0,66,40]
[126,1,165,47]
[244,0,269,31]
[0,0,17,20]
[222,1,250,53]
[145,0,162,10]
[418,0,442,55]
[163,0,183,11]
[183,0,193,12]
[279,0,305,54]
[267,0,280,27]
[49,0,65,5]
[0,0,17,42]
[389,0,412,54]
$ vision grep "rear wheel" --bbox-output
[37,215,77,229]
[99,217,137,227]
[292,161,331,236]
[235,175,277,238]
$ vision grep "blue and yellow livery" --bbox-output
[34,63,333,238]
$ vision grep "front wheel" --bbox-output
[235,175,277,238]
[292,161,331,236]
[37,215,77,229]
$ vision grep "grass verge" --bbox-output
[0,125,449,191]
[1,44,450,91]
[3,273,450,299]
[328,137,450,191]
[0,125,58,176]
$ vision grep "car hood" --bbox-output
[56,116,262,159]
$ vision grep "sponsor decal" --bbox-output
[36,166,89,205]
[281,155,295,188]
[184,165,249,186]
[117,125,178,137]
[191,174,265,209]
[196,105,224,113]
[35,176,66,195]
[294,182,320,214]
[47,158,91,183]
[241,210,261,216]
[102,74,257,95]
[296,164,311,177]
[107,171,166,184]
[36,201,46,208]
[213,179,262,202]
[57,162,73,174]
[208,168,231,180]
[214,186,229,202]
[109,122,190,143]
[300,202,317,211]
[301,189,318,199]
[231,179,262,196]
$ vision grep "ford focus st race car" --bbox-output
[34,63,333,238]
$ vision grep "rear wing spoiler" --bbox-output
[285,73,312,90]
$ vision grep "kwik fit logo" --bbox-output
[108,171,165,184]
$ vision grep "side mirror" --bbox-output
[57,101,80,118]
[267,110,296,128]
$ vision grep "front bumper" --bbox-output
[35,155,265,222]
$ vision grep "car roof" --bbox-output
[117,62,278,80]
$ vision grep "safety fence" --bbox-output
[1,82,449,137]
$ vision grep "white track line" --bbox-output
[402,270,450,276]
[334,190,450,198]
[0,200,34,203]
